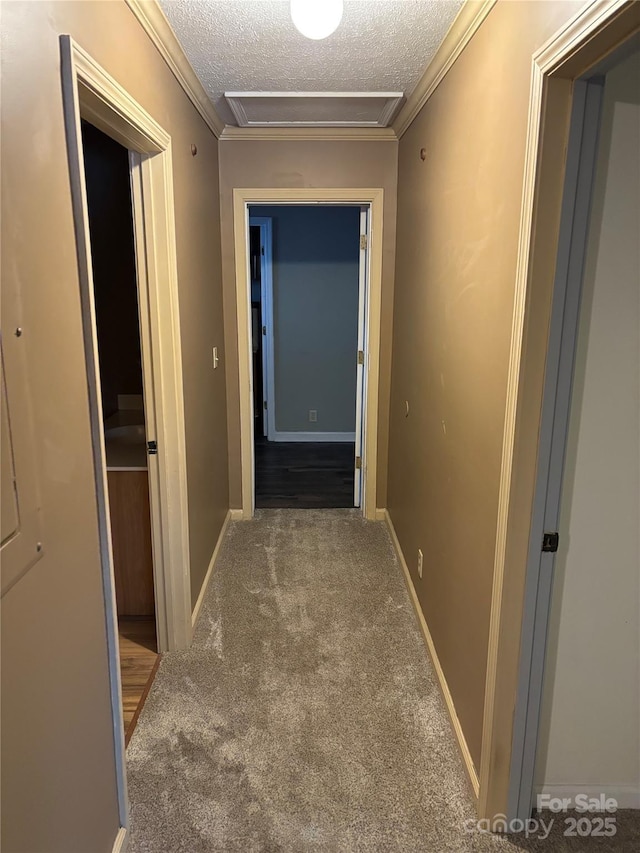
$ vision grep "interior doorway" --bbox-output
[61,36,194,834]
[508,42,640,821]
[233,187,383,521]
[248,204,366,509]
[81,121,160,745]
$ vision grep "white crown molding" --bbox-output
[124,0,225,138]
[220,126,398,142]
[535,0,633,73]
[124,0,494,143]
[393,0,497,138]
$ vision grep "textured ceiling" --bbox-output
[158,0,464,126]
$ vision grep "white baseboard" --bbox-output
[113,826,128,853]
[229,508,244,521]
[191,510,231,627]
[536,785,640,810]
[269,431,356,443]
[383,509,480,800]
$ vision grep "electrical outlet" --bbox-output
[212,346,219,369]
[417,549,423,579]
[309,409,317,423]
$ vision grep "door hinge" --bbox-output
[261,246,265,255]
[147,440,158,455]
[262,325,267,335]
[542,532,559,553]
[357,349,365,365]
[355,456,362,470]
[263,401,267,410]
[360,234,368,250]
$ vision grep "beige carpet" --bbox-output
[126,510,638,852]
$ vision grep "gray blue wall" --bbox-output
[251,205,360,435]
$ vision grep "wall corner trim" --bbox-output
[393,0,497,138]
[374,508,386,521]
[229,509,245,521]
[191,510,232,627]
[124,0,225,138]
[383,509,480,799]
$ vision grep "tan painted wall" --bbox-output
[218,140,398,508]
[0,1,228,850]
[387,0,584,772]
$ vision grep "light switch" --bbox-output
[212,346,219,369]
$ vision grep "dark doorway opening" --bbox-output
[81,121,159,743]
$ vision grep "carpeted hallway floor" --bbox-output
[126,511,638,852]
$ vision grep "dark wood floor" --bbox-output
[255,438,356,508]
[118,617,160,746]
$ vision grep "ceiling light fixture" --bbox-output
[290,0,343,40]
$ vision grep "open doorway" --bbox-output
[62,36,194,830]
[81,121,160,745]
[533,46,640,811]
[233,188,383,520]
[248,205,366,508]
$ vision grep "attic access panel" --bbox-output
[224,91,403,127]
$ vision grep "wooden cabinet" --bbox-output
[107,470,154,616]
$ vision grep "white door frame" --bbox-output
[233,188,384,520]
[60,35,193,832]
[248,216,275,439]
[354,206,369,508]
[506,75,605,823]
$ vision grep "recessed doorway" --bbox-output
[233,188,384,520]
[249,205,365,509]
